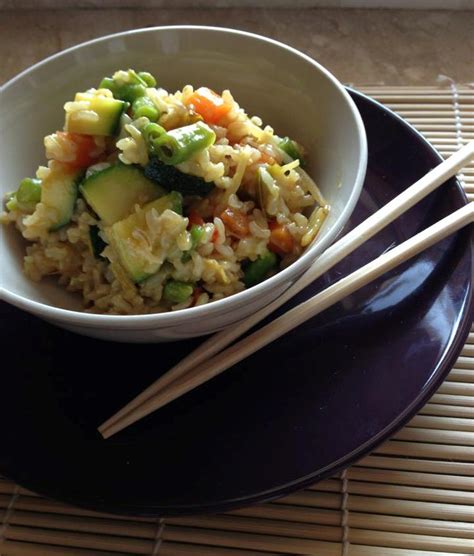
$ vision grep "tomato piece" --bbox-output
[220,207,250,238]
[57,132,98,168]
[192,286,204,306]
[268,220,294,255]
[187,210,205,228]
[185,87,231,124]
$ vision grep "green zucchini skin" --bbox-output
[144,157,214,197]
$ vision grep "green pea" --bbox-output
[163,280,194,303]
[182,224,205,262]
[190,224,204,247]
[243,250,278,288]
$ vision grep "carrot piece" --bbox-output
[259,151,276,165]
[57,132,98,168]
[185,87,231,124]
[220,207,250,238]
[268,220,294,255]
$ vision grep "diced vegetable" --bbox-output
[56,132,99,168]
[5,192,18,212]
[80,164,166,225]
[108,192,183,282]
[163,280,194,303]
[278,137,306,167]
[182,224,205,262]
[89,225,107,259]
[187,210,205,227]
[143,123,167,148]
[259,151,276,165]
[131,96,159,121]
[15,178,42,213]
[101,79,145,103]
[185,87,231,124]
[150,122,216,165]
[257,166,279,216]
[268,221,294,255]
[190,224,205,247]
[243,251,278,288]
[191,286,204,305]
[220,207,249,238]
[41,163,83,230]
[137,71,157,87]
[66,93,127,136]
[99,69,151,103]
[144,157,215,197]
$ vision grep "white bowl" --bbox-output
[0,26,367,343]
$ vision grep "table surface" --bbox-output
[1,7,473,86]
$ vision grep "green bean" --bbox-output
[16,178,42,212]
[127,69,147,86]
[99,76,146,103]
[138,71,157,87]
[153,122,216,165]
[143,123,167,149]
[163,280,194,303]
[131,96,159,121]
[243,250,278,288]
[279,137,305,166]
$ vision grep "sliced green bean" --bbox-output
[99,75,146,103]
[138,71,157,87]
[153,122,216,165]
[279,136,305,166]
[131,96,159,121]
[143,123,167,148]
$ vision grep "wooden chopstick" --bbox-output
[101,201,474,438]
[99,142,474,438]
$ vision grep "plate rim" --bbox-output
[1,87,472,517]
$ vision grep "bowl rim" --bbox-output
[0,25,368,329]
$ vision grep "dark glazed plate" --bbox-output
[0,90,472,516]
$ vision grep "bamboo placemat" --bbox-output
[0,84,473,556]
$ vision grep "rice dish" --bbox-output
[2,69,329,314]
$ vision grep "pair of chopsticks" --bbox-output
[99,142,474,439]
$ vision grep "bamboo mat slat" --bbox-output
[0,84,473,556]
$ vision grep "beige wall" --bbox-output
[1,0,473,9]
